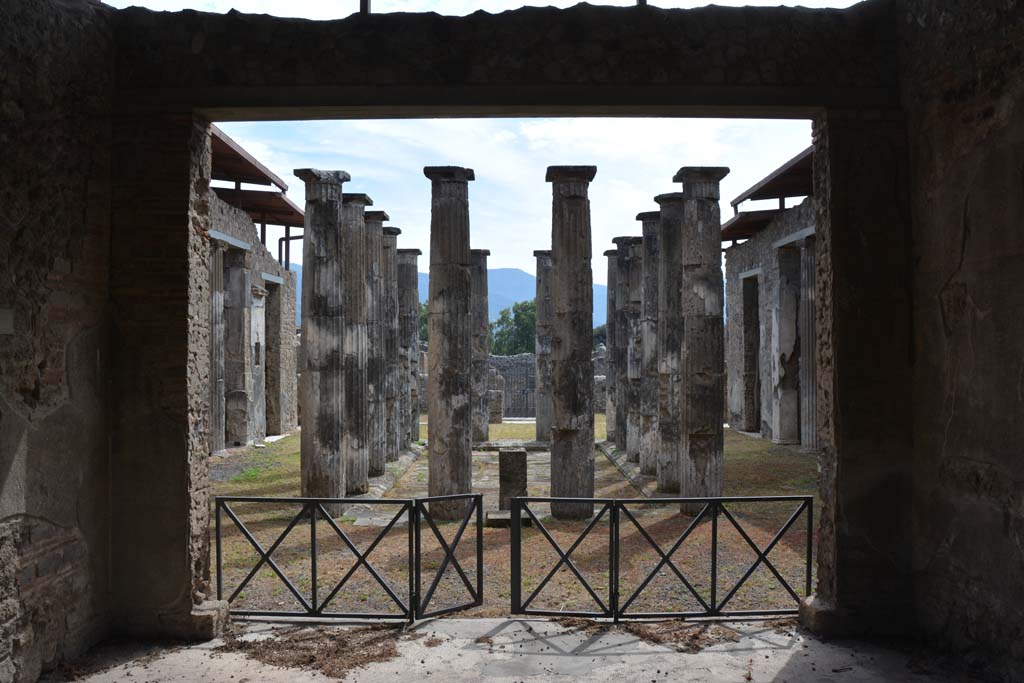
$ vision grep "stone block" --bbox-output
[498,448,528,511]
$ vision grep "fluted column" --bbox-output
[655,192,684,493]
[425,166,475,520]
[799,237,817,450]
[341,192,373,494]
[613,236,643,462]
[365,210,388,477]
[547,165,597,520]
[534,249,554,442]
[470,248,491,443]
[637,211,660,478]
[296,168,349,503]
[383,226,402,462]
[675,167,729,505]
[603,249,618,444]
[398,248,422,448]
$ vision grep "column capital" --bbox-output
[423,166,475,182]
[397,248,422,257]
[612,236,643,247]
[672,166,730,199]
[533,249,552,258]
[342,192,373,207]
[636,211,660,222]
[603,249,618,257]
[383,226,402,237]
[654,192,685,206]
[471,249,491,257]
[294,168,349,200]
[365,210,390,223]
[545,165,597,183]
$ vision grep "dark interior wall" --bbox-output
[0,1,115,680]
[900,1,1024,674]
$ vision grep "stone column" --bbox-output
[534,249,554,442]
[771,246,801,444]
[470,248,491,443]
[799,237,817,450]
[295,169,349,502]
[223,248,254,447]
[547,166,597,520]
[365,210,388,477]
[654,192,684,493]
[674,167,729,505]
[603,249,618,443]
[341,192,373,494]
[637,211,660,477]
[398,248,422,448]
[488,368,505,424]
[209,244,226,454]
[499,448,528,511]
[425,166,475,520]
[613,236,643,462]
[383,226,402,462]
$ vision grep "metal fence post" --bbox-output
[710,500,718,615]
[413,499,422,619]
[476,494,484,607]
[806,498,814,597]
[309,502,318,614]
[510,498,521,614]
[215,499,222,601]
[611,502,620,622]
[408,501,416,624]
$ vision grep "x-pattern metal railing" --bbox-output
[511,495,812,621]
[215,494,483,623]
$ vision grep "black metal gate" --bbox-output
[215,493,483,623]
[510,495,812,621]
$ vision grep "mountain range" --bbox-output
[290,265,607,327]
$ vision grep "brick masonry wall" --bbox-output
[0,1,115,680]
[487,354,536,418]
[724,199,814,440]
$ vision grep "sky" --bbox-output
[105,0,859,283]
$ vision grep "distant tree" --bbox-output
[490,300,536,356]
[419,302,429,342]
[592,323,607,349]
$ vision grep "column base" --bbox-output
[799,595,844,639]
[159,600,230,641]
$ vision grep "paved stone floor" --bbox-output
[51,618,960,683]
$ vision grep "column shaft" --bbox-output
[637,212,660,478]
[655,193,684,493]
[547,166,597,520]
[799,237,817,450]
[398,249,422,448]
[296,169,349,502]
[534,250,554,442]
[341,193,373,494]
[470,249,491,443]
[675,167,729,505]
[383,227,402,462]
[604,250,618,444]
[365,211,387,477]
[425,166,475,520]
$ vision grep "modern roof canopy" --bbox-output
[210,124,304,229]
[722,146,813,242]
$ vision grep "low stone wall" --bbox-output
[488,354,535,418]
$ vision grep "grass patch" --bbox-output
[419,412,608,442]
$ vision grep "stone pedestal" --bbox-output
[365,210,388,477]
[488,367,505,424]
[534,250,554,442]
[470,248,491,443]
[295,169,349,503]
[603,249,618,443]
[341,192,373,494]
[637,211,660,477]
[425,166,475,520]
[383,227,402,462]
[654,193,684,493]
[674,167,729,506]
[547,165,597,520]
[398,248,422,448]
[499,448,528,511]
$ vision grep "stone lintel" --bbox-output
[423,165,475,182]
[397,248,422,256]
[636,211,660,222]
[365,210,390,222]
[342,192,374,206]
[545,165,597,183]
[672,166,730,199]
[612,236,643,247]
[654,192,685,205]
[383,226,402,236]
